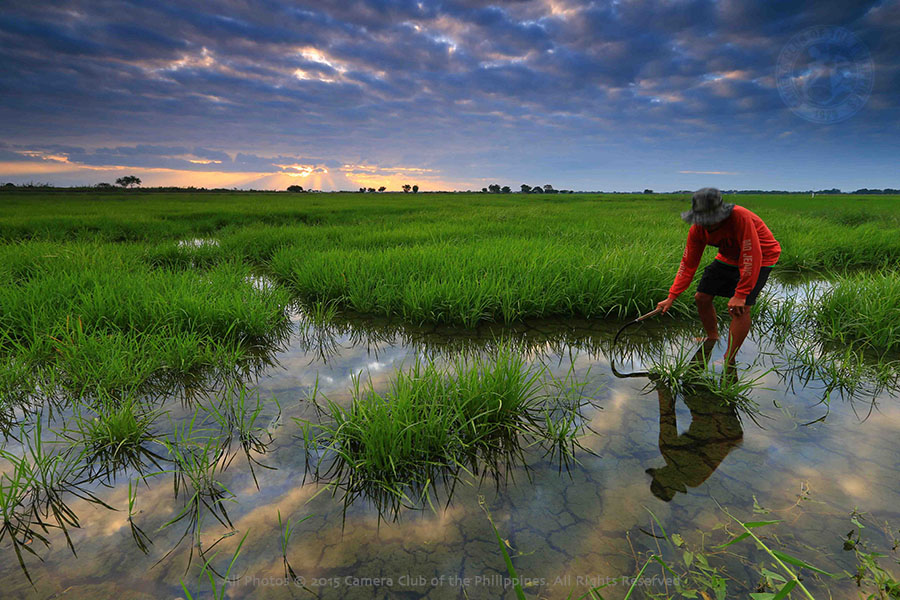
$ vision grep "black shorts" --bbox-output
[696,260,772,306]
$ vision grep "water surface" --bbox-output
[1,292,898,599]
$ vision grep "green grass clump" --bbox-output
[270,238,683,326]
[816,270,900,352]
[157,414,236,566]
[0,244,291,397]
[200,385,279,489]
[648,343,762,416]
[0,420,104,584]
[64,393,161,480]
[303,345,590,516]
[142,238,224,269]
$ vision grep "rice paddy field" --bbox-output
[1,190,899,599]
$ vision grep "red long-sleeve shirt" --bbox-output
[668,205,781,300]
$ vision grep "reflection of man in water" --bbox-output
[645,342,744,502]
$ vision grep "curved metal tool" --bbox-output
[610,306,663,378]
[611,361,657,379]
[613,306,662,345]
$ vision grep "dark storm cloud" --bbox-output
[0,0,897,187]
[0,14,106,56]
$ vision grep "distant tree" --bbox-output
[359,187,366,193]
[378,186,386,192]
[482,187,488,193]
[488,184,501,193]
[520,184,531,193]
[412,185,419,193]
[2,182,15,188]
[95,182,114,188]
[402,184,412,193]
[543,184,554,193]
[853,188,900,194]
[287,185,304,192]
[531,184,542,193]
[116,175,141,188]
[643,189,653,194]
[367,187,376,193]
[501,186,511,194]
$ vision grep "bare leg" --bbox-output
[694,292,719,341]
[724,310,752,364]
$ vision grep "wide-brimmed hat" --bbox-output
[681,187,734,226]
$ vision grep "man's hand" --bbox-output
[727,296,747,317]
[656,297,675,314]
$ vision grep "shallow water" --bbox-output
[1,291,899,599]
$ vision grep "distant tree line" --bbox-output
[2,181,897,196]
[479,183,576,194]
[848,188,900,194]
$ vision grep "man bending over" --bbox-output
[656,188,781,365]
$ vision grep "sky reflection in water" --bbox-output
[0,297,898,599]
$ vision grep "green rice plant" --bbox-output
[143,238,224,269]
[816,270,900,352]
[622,508,730,600]
[0,447,49,585]
[277,509,312,584]
[200,385,279,489]
[754,293,806,348]
[714,504,839,599]
[562,504,844,599]
[0,353,38,410]
[0,348,39,437]
[180,529,249,600]
[307,362,461,517]
[15,421,87,552]
[775,337,900,407]
[126,479,152,555]
[0,420,113,584]
[44,317,152,395]
[300,343,591,519]
[300,298,341,329]
[647,342,764,418]
[62,393,164,482]
[269,236,686,327]
[534,365,597,471]
[156,413,235,570]
[479,496,528,600]
[480,500,685,600]
[218,224,306,265]
[0,246,292,398]
[842,512,900,599]
[452,348,545,446]
[755,276,900,407]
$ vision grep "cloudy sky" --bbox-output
[1,0,897,191]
